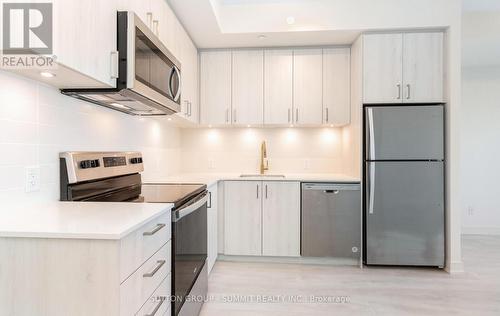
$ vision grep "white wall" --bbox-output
[179,127,345,174]
[461,66,500,234]
[460,10,500,235]
[0,71,182,208]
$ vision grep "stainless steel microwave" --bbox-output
[61,11,181,116]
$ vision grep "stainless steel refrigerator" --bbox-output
[364,105,444,267]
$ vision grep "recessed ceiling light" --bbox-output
[40,71,55,78]
[110,102,130,110]
[258,34,267,40]
[167,117,172,121]
[247,125,251,128]
[286,16,295,25]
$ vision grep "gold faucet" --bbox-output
[260,141,269,175]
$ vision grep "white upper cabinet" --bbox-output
[264,49,294,125]
[178,28,199,123]
[232,50,264,126]
[323,48,351,126]
[363,33,404,103]
[200,51,232,125]
[50,0,118,88]
[403,32,444,103]
[262,182,300,257]
[293,48,323,125]
[363,32,444,104]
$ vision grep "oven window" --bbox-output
[173,201,207,315]
[134,28,175,99]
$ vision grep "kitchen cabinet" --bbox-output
[262,181,300,257]
[0,211,172,316]
[363,32,443,104]
[224,181,262,256]
[223,181,300,257]
[50,0,118,88]
[232,50,264,126]
[207,183,218,274]
[293,48,323,125]
[363,33,404,103]
[323,48,351,126]
[178,28,199,123]
[264,49,294,125]
[403,32,444,103]
[200,51,232,126]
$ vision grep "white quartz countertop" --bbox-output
[0,202,172,240]
[147,173,360,188]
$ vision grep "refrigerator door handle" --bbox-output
[368,163,375,215]
[367,108,376,160]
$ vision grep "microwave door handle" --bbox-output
[168,67,175,98]
[170,66,181,102]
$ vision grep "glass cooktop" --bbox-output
[140,183,206,208]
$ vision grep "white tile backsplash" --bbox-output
[0,71,182,207]
[180,128,346,174]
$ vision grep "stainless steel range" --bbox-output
[59,151,207,316]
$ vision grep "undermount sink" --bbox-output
[239,174,286,178]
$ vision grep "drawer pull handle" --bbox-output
[143,260,166,278]
[143,223,166,236]
[145,296,166,316]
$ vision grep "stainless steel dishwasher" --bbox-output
[301,183,361,258]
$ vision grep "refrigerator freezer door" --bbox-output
[365,105,444,160]
[366,161,444,266]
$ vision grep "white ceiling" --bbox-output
[167,0,363,48]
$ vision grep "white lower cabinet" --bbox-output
[0,211,172,316]
[223,181,300,257]
[262,181,301,257]
[224,181,262,256]
[207,183,218,274]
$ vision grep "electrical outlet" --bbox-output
[304,159,311,170]
[25,166,41,193]
[208,159,215,170]
[467,207,474,216]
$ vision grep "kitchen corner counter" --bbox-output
[0,202,173,240]
[146,173,360,188]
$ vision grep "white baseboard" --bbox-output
[445,261,464,274]
[462,226,500,236]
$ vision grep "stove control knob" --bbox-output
[130,157,143,164]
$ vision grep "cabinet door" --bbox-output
[232,50,264,126]
[403,32,444,103]
[200,51,232,125]
[178,28,199,123]
[54,0,118,87]
[323,48,351,126]
[224,181,262,256]
[264,49,293,125]
[207,184,218,274]
[363,33,403,103]
[262,182,300,257]
[293,48,323,125]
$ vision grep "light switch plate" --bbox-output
[25,166,41,193]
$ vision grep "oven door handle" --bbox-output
[172,192,208,222]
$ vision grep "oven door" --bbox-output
[125,12,181,113]
[172,191,208,316]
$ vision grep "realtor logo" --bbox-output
[2,3,53,54]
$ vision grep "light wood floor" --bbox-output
[200,235,500,316]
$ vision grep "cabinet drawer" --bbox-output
[136,274,171,316]
[120,212,171,281]
[120,241,171,315]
